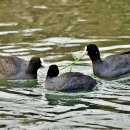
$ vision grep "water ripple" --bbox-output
[40,37,111,44]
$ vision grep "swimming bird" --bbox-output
[44,64,96,91]
[87,44,130,79]
[0,56,42,79]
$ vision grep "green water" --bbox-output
[0,0,130,129]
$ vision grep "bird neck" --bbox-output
[26,66,37,78]
[92,57,102,64]
[46,70,59,78]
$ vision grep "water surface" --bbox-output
[0,0,130,129]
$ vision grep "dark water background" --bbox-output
[0,0,130,129]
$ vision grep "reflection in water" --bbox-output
[0,0,130,129]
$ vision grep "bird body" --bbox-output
[87,44,130,79]
[0,56,42,79]
[44,65,96,91]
